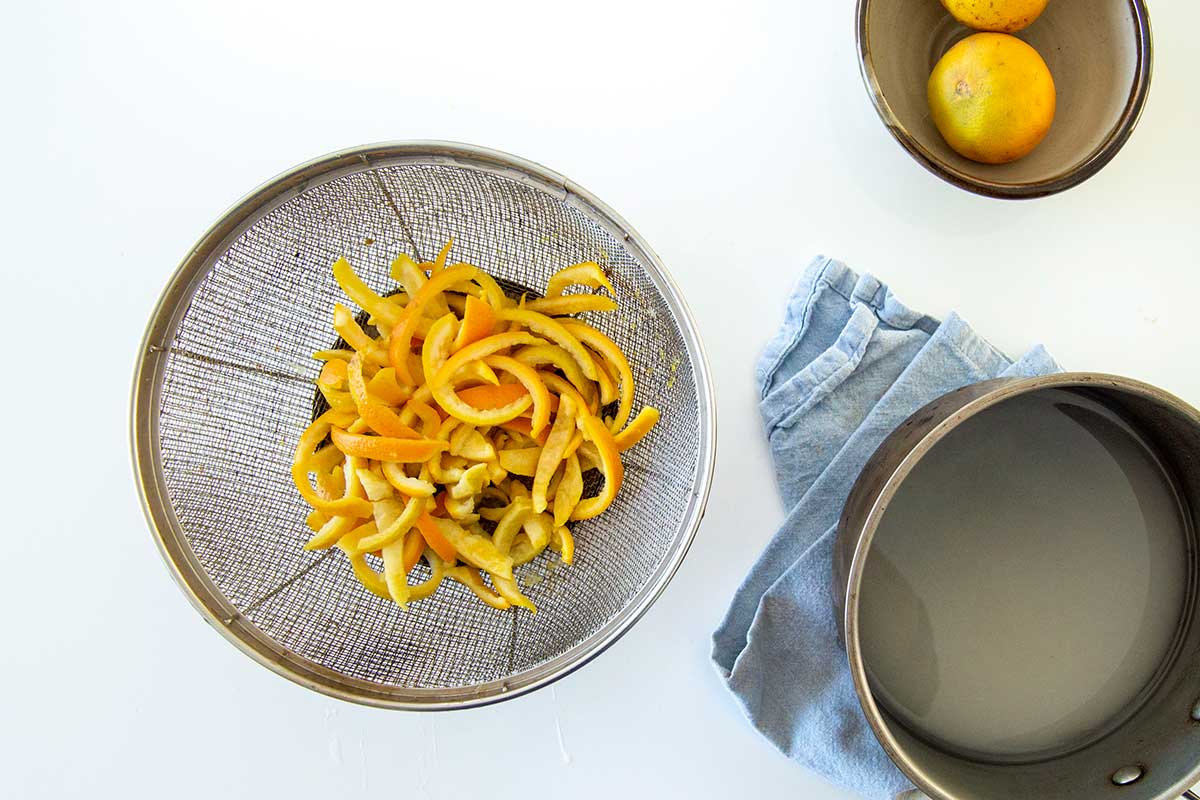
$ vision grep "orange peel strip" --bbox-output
[453,294,497,351]
[429,333,546,428]
[613,407,660,451]
[291,411,372,517]
[562,320,635,432]
[330,427,447,463]
[545,262,615,298]
[415,512,459,563]
[493,308,599,381]
[347,353,420,439]
[523,295,617,316]
[532,395,578,513]
[482,355,552,436]
[447,566,510,609]
[432,331,544,388]
[425,514,513,578]
[401,528,425,573]
[513,344,594,404]
[389,264,480,384]
[332,257,405,330]
[421,313,460,389]
[457,382,531,410]
[570,413,624,520]
[333,304,389,367]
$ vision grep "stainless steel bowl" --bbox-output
[835,373,1200,799]
[132,142,716,709]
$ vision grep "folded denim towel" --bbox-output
[711,257,1060,799]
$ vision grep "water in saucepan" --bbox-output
[858,389,1189,762]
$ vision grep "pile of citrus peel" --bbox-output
[292,242,660,612]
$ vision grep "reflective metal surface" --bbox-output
[835,374,1200,800]
[132,142,716,709]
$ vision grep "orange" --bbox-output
[940,0,1049,33]
[927,33,1056,165]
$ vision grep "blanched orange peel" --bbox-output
[291,242,660,612]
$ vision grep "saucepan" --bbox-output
[834,374,1200,800]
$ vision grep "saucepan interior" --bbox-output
[837,375,1200,800]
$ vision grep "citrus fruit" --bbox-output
[940,0,1049,33]
[927,33,1056,165]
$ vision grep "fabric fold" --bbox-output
[713,259,1060,799]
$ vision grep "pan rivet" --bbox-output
[1111,765,1144,786]
[1191,699,1200,721]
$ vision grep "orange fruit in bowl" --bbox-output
[940,0,1049,33]
[927,33,1056,164]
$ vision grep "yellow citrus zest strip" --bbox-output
[532,395,578,513]
[513,344,594,405]
[380,462,436,498]
[553,453,584,527]
[571,413,624,520]
[562,320,635,432]
[332,257,405,330]
[365,367,410,406]
[421,313,460,389]
[551,525,575,565]
[333,304,389,367]
[389,264,480,384]
[523,295,618,316]
[402,397,443,438]
[347,353,420,439]
[291,410,372,518]
[482,355,552,436]
[613,406,660,451]
[545,262,615,298]
[356,494,426,553]
[453,294,497,351]
[336,523,391,600]
[447,566,510,609]
[415,511,459,563]
[497,447,540,477]
[493,308,599,381]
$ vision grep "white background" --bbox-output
[5,1,1199,798]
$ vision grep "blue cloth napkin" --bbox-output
[711,257,1060,800]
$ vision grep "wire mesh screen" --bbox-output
[154,158,704,693]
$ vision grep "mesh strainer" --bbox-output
[131,142,716,709]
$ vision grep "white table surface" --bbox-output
[6,1,1200,798]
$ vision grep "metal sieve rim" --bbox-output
[130,141,717,710]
